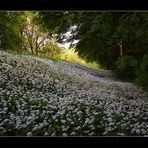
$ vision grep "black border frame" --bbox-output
[0,137,148,148]
[0,0,147,10]
[0,0,148,148]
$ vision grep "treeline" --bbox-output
[0,12,63,60]
[0,12,148,90]
[35,12,148,90]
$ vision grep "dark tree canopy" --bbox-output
[35,12,148,68]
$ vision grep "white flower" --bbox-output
[71,122,74,125]
[45,132,48,136]
[63,133,68,136]
[71,132,76,136]
[94,112,99,115]
[108,122,114,127]
[27,132,32,137]
[43,120,48,126]
[52,116,56,120]
[117,133,125,136]
[0,51,147,136]
[135,129,140,134]
[107,118,112,122]
[89,132,94,136]
[75,126,81,130]
[61,120,66,124]
[51,133,56,136]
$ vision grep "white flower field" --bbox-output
[0,51,148,136]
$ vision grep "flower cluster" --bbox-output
[0,51,148,136]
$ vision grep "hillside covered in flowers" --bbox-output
[0,51,148,136]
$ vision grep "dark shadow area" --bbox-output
[0,0,147,10]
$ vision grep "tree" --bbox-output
[115,12,148,62]
[20,12,48,55]
[35,12,126,69]
[0,12,25,53]
[41,40,63,60]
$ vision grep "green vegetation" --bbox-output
[136,55,148,91]
[115,56,138,81]
[35,12,148,91]
[0,11,148,90]
[61,48,100,70]
[0,11,148,136]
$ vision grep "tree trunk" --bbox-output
[35,47,38,55]
[117,39,123,57]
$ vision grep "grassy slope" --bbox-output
[61,48,100,70]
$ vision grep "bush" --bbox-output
[61,48,100,70]
[136,54,148,91]
[114,56,138,81]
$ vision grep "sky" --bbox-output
[57,26,79,49]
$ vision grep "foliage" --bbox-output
[0,12,63,61]
[35,12,148,85]
[136,54,148,90]
[75,12,121,69]
[40,40,63,61]
[35,12,124,69]
[115,13,148,60]
[114,56,138,81]
[61,48,86,63]
[34,12,70,37]
[61,48,100,70]
[0,12,25,52]
[0,11,148,86]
